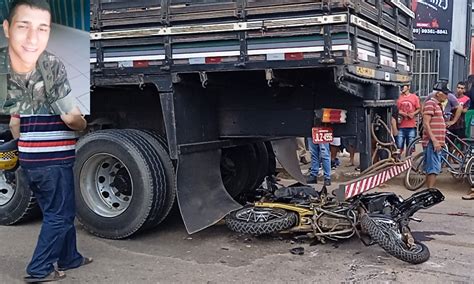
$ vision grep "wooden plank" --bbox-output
[99,37,165,47]
[246,0,318,8]
[170,3,236,14]
[101,9,161,20]
[101,0,161,10]
[246,3,324,16]
[101,18,162,28]
[247,26,324,39]
[382,17,396,30]
[171,33,238,43]
[169,10,236,22]
[246,24,347,39]
[399,26,411,40]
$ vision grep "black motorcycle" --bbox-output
[226,183,444,264]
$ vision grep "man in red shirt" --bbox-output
[449,81,470,138]
[396,83,421,153]
[423,84,449,188]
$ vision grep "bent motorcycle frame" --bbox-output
[253,200,356,240]
[252,187,444,244]
[254,202,314,232]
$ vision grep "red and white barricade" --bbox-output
[334,158,412,201]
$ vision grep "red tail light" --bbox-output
[133,60,149,68]
[322,108,347,123]
[205,57,222,64]
[284,52,304,61]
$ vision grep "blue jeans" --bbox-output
[423,142,442,175]
[307,139,331,181]
[396,127,417,151]
[25,163,83,278]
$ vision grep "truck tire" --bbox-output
[75,130,169,239]
[361,215,430,264]
[225,206,297,235]
[249,142,269,191]
[0,168,41,225]
[265,141,277,176]
[140,129,170,153]
[126,129,176,229]
[221,145,257,198]
[221,143,270,199]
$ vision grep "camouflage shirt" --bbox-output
[0,47,74,115]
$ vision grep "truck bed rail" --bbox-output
[90,0,413,87]
[91,0,413,40]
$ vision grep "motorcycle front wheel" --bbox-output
[225,206,297,236]
[361,215,430,264]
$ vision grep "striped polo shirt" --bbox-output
[422,98,446,147]
[16,114,77,168]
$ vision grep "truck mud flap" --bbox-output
[177,149,242,234]
[271,138,306,185]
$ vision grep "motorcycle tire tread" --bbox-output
[225,208,297,236]
[361,215,430,264]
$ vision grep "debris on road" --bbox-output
[290,247,304,255]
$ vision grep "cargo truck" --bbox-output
[1,0,415,239]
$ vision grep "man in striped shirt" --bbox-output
[422,83,449,188]
[2,0,90,282]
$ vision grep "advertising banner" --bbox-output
[412,0,453,41]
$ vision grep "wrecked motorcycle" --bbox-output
[225,183,444,264]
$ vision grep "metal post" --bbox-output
[358,107,372,171]
[466,0,472,75]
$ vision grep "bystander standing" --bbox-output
[449,82,470,138]
[424,81,462,128]
[422,83,448,188]
[307,139,331,186]
[395,83,420,154]
[1,0,91,282]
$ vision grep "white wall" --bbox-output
[452,0,468,55]
[450,0,469,85]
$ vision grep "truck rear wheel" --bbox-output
[126,129,176,229]
[221,142,269,199]
[221,145,257,198]
[75,129,174,239]
[265,141,277,176]
[249,142,269,191]
[0,168,41,225]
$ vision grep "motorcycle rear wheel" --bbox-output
[361,215,430,264]
[225,206,297,235]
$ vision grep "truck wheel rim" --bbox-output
[81,153,133,217]
[0,172,14,206]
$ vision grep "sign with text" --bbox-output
[412,0,452,42]
[312,127,334,144]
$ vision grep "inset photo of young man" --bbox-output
[0,0,89,116]
[0,1,90,282]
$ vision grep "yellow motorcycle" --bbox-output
[226,182,444,264]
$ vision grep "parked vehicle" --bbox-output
[1,0,415,239]
[0,135,41,225]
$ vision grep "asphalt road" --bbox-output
[1,175,473,283]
